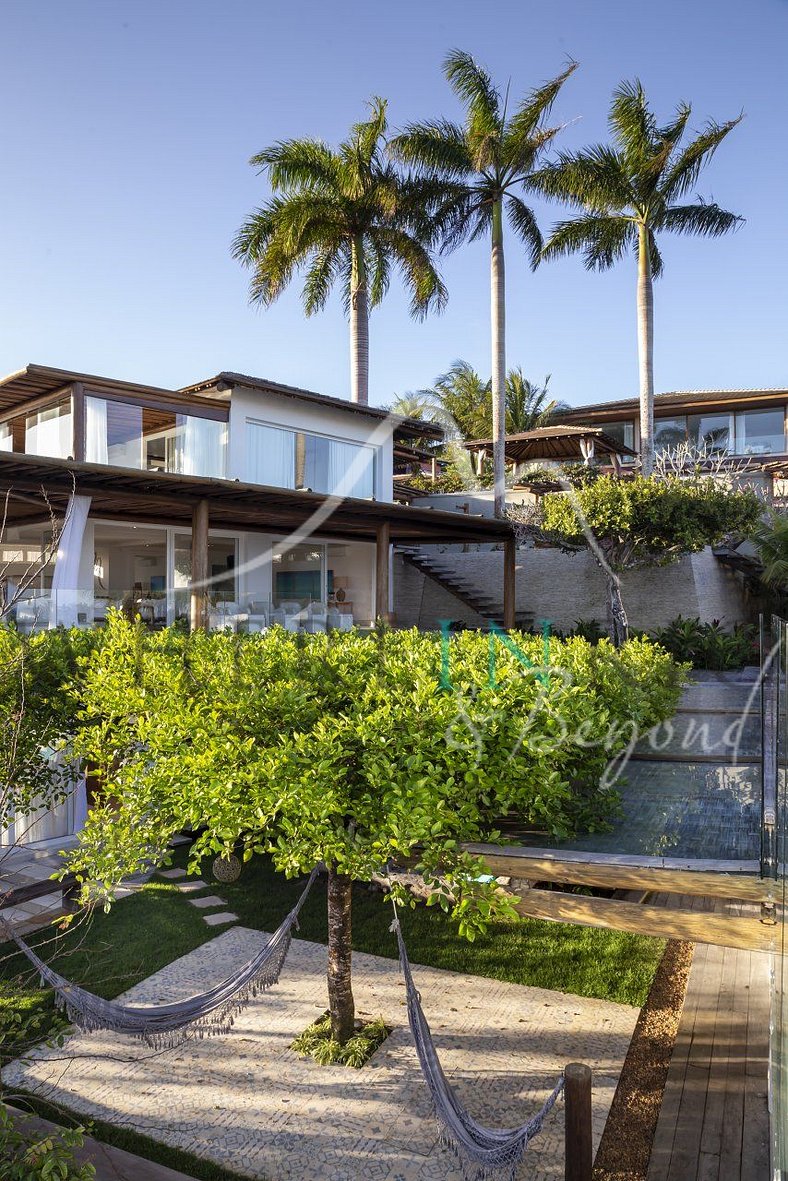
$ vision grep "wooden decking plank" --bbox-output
[699,945,737,1158]
[718,947,750,1177]
[742,951,771,1179]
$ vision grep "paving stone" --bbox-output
[2,929,636,1180]
[189,895,227,909]
[158,868,188,880]
[202,911,238,926]
[174,879,208,893]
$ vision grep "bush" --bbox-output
[0,1107,95,1181]
[651,616,756,671]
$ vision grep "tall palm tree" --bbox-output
[504,370,567,433]
[391,52,576,515]
[535,80,742,473]
[233,99,447,406]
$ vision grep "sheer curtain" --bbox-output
[327,441,374,498]
[50,494,91,628]
[177,416,227,478]
[26,404,72,458]
[85,397,109,463]
[247,423,295,488]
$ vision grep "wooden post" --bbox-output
[503,534,516,630]
[190,499,210,632]
[564,1062,592,1181]
[375,520,391,623]
[71,382,85,462]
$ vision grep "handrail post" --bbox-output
[565,1061,592,1181]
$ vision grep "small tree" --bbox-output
[515,473,762,645]
[66,618,681,1043]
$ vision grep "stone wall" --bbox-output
[394,546,747,633]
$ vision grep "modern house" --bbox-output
[0,364,516,637]
[556,387,788,490]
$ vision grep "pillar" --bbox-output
[190,499,210,631]
[503,534,516,630]
[375,521,391,623]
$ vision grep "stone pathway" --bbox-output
[162,870,239,927]
[2,929,638,1181]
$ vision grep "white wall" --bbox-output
[227,385,394,502]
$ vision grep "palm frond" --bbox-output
[542,214,635,270]
[530,145,633,212]
[389,120,471,177]
[505,60,577,151]
[505,194,542,268]
[302,243,346,315]
[371,226,448,318]
[659,200,744,238]
[443,48,501,139]
[660,114,744,201]
[609,78,657,162]
[251,138,339,193]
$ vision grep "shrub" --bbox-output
[0,1107,95,1181]
[652,615,756,670]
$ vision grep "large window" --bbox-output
[653,417,688,451]
[25,399,73,459]
[0,422,12,452]
[246,421,376,498]
[688,412,733,454]
[602,420,635,463]
[85,397,227,477]
[735,408,786,456]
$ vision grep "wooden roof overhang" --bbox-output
[0,453,513,546]
[558,388,788,425]
[465,425,636,464]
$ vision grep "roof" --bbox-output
[0,452,512,545]
[178,371,443,442]
[0,364,444,443]
[558,388,788,423]
[464,424,636,463]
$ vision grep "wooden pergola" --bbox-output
[465,425,636,467]
[0,453,519,628]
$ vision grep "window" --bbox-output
[688,412,733,454]
[0,422,12,452]
[735,408,786,456]
[85,397,227,477]
[245,421,376,498]
[602,420,635,462]
[25,399,72,459]
[654,417,688,452]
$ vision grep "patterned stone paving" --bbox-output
[2,929,638,1181]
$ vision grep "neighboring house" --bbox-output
[0,364,514,638]
[556,387,788,494]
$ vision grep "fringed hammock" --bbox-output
[4,866,566,1178]
[1,867,318,1048]
[391,906,565,1181]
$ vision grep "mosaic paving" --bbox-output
[3,929,638,1181]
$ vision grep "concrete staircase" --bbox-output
[397,546,533,629]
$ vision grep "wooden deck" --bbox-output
[647,927,770,1179]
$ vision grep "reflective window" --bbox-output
[0,422,12,452]
[602,420,635,463]
[735,408,786,456]
[25,399,72,459]
[654,417,688,451]
[245,421,376,498]
[688,412,733,454]
[85,397,227,477]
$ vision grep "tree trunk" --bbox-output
[636,223,655,476]
[490,199,506,518]
[350,237,369,406]
[606,571,629,647]
[326,866,355,1043]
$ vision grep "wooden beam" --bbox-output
[465,847,776,904]
[190,498,209,631]
[376,520,391,622]
[503,535,516,629]
[71,382,85,463]
[511,888,775,952]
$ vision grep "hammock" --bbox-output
[1,867,318,1048]
[391,908,565,1181]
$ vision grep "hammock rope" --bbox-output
[390,902,565,1181]
[1,866,318,1048]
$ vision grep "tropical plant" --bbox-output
[752,510,788,588]
[652,615,756,670]
[505,370,567,434]
[524,474,761,644]
[233,99,446,406]
[535,80,742,473]
[66,618,681,1045]
[391,52,576,515]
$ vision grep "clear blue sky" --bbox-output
[1,0,785,410]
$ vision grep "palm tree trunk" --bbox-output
[491,199,506,518]
[637,223,655,476]
[350,237,369,406]
[326,866,355,1044]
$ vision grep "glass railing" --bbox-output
[768,615,788,1176]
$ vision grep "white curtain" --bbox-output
[178,416,226,478]
[51,494,91,627]
[0,427,12,451]
[26,405,72,459]
[247,423,295,488]
[7,746,85,846]
[327,440,373,498]
[85,397,109,463]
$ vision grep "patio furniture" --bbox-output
[305,601,327,634]
[327,608,353,632]
[244,601,268,633]
[208,601,249,632]
[270,600,302,630]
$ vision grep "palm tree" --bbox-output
[505,370,567,433]
[535,80,742,473]
[233,99,447,405]
[391,52,576,515]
